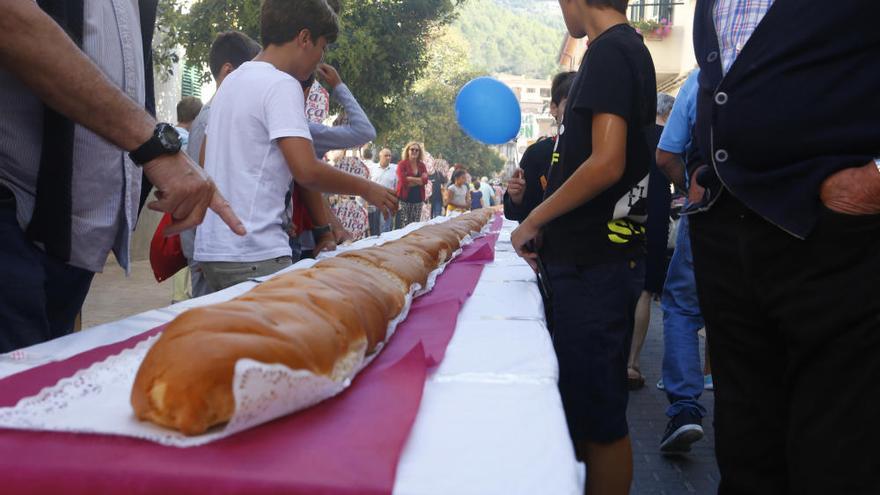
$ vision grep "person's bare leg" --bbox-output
[703,342,711,376]
[578,436,633,495]
[627,290,653,381]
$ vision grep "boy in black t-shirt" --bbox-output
[511,1,656,493]
[503,71,576,222]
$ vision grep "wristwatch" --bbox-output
[311,224,332,238]
[129,123,182,166]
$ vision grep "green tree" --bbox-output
[378,29,504,178]
[154,0,464,135]
[452,0,562,78]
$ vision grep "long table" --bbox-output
[0,217,582,495]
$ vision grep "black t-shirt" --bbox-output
[503,136,555,222]
[540,23,656,266]
[406,183,423,203]
[430,171,445,201]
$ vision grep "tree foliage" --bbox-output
[152,0,516,176]
[155,0,463,134]
[378,29,504,178]
[452,0,563,78]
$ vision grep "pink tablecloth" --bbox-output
[0,215,501,495]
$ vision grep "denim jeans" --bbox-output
[0,192,94,352]
[660,215,707,418]
[431,197,444,218]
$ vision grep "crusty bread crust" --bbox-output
[131,210,493,435]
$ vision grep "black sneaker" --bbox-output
[660,409,704,454]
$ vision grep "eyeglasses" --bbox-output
[409,149,421,153]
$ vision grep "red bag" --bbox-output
[149,213,187,282]
[291,183,314,234]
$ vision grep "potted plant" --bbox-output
[630,18,672,41]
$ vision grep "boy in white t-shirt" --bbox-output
[195,0,398,292]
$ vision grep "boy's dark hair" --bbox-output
[585,0,628,15]
[176,96,203,123]
[261,0,339,47]
[209,31,262,80]
[326,0,341,14]
[550,71,576,106]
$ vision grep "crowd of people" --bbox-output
[0,0,502,341]
[1,0,878,494]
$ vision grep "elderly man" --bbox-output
[687,1,880,493]
[369,148,398,233]
[0,1,243,352]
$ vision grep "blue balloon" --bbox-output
[455,77,522,145]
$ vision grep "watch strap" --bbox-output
[311,224,332,238]
[129,123,181,166]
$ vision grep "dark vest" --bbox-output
[692,0,879,238]
[29,0,157,261]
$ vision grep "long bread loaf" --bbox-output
[131,210,493,435]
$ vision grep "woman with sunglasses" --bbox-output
[394,141,429,228]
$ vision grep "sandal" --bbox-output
[627,366,645,390]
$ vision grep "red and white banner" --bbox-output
[306,80,330,124]
[331,199,369,240]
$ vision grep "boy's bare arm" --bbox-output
[527,113,627,228]
[510,113,626,269]
[278,136,398,217]
[199,138,207,167]
[300,187,331,226]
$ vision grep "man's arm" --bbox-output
[656,149,686,191]
[0,1,152,150]
[820,160,880,215]
[278,137,397,217]
[0,1,244,237]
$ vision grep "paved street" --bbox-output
[628,303,719,494]
[80,255,171,329]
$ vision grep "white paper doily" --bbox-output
[0,218,494,447]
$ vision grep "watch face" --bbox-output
[157,123,182,151]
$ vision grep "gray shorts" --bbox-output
[199,256,292,293]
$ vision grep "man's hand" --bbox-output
[688,164,708,205]
[333,225,354,244]
[507,168,526,205]
[314,231,337,254]
[820,161,880,215]
[363,182,399,219]
[316,63,342,89]
[144,152,246,237]
[330,214,354,244]
[511,216,540,272]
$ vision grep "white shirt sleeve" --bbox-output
[263,78,312,142]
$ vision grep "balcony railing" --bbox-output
[627,0,683,25]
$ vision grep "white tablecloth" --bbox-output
[0,217,582,495]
